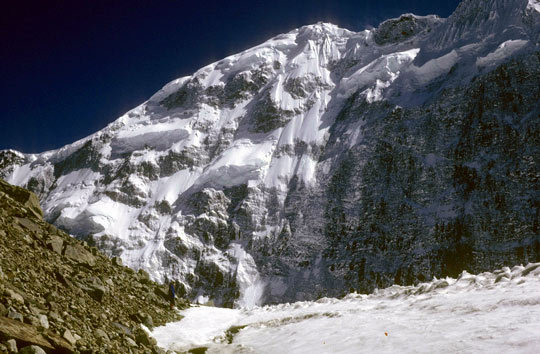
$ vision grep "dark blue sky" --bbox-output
[1,0,460,153]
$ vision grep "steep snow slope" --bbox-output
[1,0,539,306]
[530,0,540,12]
[152,263,540,353]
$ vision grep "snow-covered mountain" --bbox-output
[2,0,539,306]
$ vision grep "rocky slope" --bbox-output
[1,0,539,306]
[0,179,185,353]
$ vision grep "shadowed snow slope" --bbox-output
[152,263,540,353]
[1,0,539,306]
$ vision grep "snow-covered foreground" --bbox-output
[152,263,540,353]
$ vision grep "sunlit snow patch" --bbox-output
[152,263,540,353]
[339,48,420,101]
[528,0,540,12]
[227,243,266,308]
[197,139,275,188]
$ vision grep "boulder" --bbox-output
[125,337,137,347]
[16,218,41,235]
[129,312,153,329]
[111,322,132,337]
[62,329,77,346]
[6,338,17,352]
[137,269,151,284]
[38,315,49,330]
[55,271,73,288]
[63,244,95,267]
[8,309,23,322]
[133,327,156,346]
[19,346,46,354]
[81,283,106,303]
[5,289,24,304]
[0,316,54,351]
[25,315,41,328]
[94,328,109,344]
[47,311,62,324]
[46,236,64,255]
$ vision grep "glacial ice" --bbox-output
[152,263,540,353]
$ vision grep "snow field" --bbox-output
[152,263,540,353]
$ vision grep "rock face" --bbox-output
[1,0,539,305]
[0,179,185,353]
[373,14,443,45]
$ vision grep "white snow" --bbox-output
[85,197,138,239]
[153,169,201,205]
[227,243,266,308]
[209,140,274,173]
[149,76,191,103]
[339,48,420,99]
[153,306,243,350]
[476,40,529,67]
[153,263,540,353]
[410,49,459,85]
[200,139,276,188]
[528,0,540,13]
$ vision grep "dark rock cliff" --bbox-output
[268,52,540,299]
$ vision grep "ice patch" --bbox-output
[227,243,266,308]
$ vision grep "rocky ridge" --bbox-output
[0,179,186,353]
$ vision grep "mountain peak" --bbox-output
[296,22,349,36]
[2,0,539,307]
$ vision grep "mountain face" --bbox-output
[2,0,539,306]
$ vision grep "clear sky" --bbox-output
[0,0,460,153]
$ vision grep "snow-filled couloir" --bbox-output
[1,0,539,306]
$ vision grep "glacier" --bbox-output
[151,263,540,353]
[1,0,539,306]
